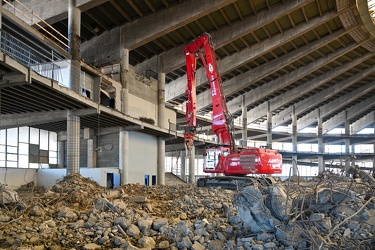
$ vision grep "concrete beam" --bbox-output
[298,82,375,130]
[0,110,67,129]
[272,54,375,127]
[329,94,375,131]
[165,1,324,100]
[163,0,312,73]
[0,108,98,129]
[0,52,30,77]
[70,108,98,116]
[123,125,144,131]
[0,72,30,88]
[351,111,375,134]
[82,0,235,64]
[125,0,236,50]
[200,38,357,117]
[249,49,372,125]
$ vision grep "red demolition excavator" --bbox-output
[184,33,282,188]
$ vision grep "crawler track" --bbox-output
[197,176,279,189]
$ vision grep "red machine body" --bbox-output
[184,33,282,175]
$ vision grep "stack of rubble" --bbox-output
[0,169,374,249]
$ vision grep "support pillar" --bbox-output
[157,138,165,185]
[242,95,247,147]
[292,106,298,175]
[119,130,129,185]
[158,56,166,129]
[66,111,80,175]
[0,0,2,32]
[345,111,351,155]
[189,146,195,183]
[84,128,95,168]
[266,102,272,148]
[120,26,130,115]
[93,77,101,103]
[87,139,94,168]
[317,109,324,173]
[68,0,81,93]
[181,151,186,181]
[373,125,375,177]
[57,141,65,168]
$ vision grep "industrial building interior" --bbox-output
[1,0,375,181]
[0,0,375,186]
[1,1,375,249]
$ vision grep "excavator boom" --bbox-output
[184,33,236,152]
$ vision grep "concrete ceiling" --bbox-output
[4,0,375,137]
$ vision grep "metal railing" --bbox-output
[1,30,62,83]
[3,0,70,51]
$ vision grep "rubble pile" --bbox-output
[0,169,374,249]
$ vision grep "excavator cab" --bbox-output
[203,146,230,171]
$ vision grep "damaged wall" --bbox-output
[100,63,176,126]
[81,27,121,66]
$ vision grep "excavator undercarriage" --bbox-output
[196,175,280,189]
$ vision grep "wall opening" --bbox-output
[144,175,150,186]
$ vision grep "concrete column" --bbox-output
[158,56,166,128]
[87,139,94,168]
[66,111,80,175]
[93,77,101,103]
[181,151,186,181]
[84,128,95,168]
[0,0,2,31]
[345,111,350,155]
[189,145,195,183]
[242,95,247,147]
[267,102,272,148]
[292,106,298,174]
[68,0,81,93]
[373,125,375,177]
[157,138,165,185]
[57,141,65,168]
[317,109,324,173]
[120,27,129,115]
[119,130,129,184]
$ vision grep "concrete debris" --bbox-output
[233,185,276,233]
[0,171,374,249]
[0,187,20,205]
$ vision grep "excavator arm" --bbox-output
[184,33,236,152]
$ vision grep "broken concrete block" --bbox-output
[153,217,168,231]
[0,188,19,205]
[343,228,351,237]
[234,186,276,233]
[275,225,306,248]
[310,213,324,222]
[130,196,148,203]
[138,236,155,248]
[94,198,117,212]
[265,184,290,221]
[192,241,205,250]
